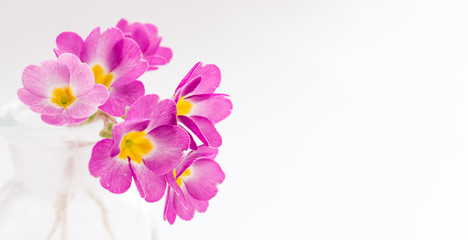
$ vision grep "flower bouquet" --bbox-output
[0,19,232,239]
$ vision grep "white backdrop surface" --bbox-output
[1,0,468,239]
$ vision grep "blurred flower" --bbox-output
[18,53,109,126]
[164,145,224,224]
[89,94,189,202]
[55,27,148,117]
[174,62,232,148]
[117,18,172,71]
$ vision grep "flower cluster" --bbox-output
[17,19,232,224]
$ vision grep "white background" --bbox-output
[1,0,468,239]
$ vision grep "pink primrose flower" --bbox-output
[89,94,189,202]
[163,145,224,224]
[117,18,172,71]
[173,62,232,148]
[18,53,109,126]
[55,27,148,117]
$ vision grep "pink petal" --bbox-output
[178,115,222,148]
[175,145,218,178]
[55,32,84,57]
[81,27,124,71]
[176,63,221,98]
[89,139,133,194]
[41,113,87,126]
[164,183,209,223]
[110,119,151,157]
[57,53,95,97]
[145,56,165,70]
[126,94,177,131]
[17,88,63,115]
[116,19,129,32]
[22,60,70,97]
[185,188,209,213]
[175,62,202,96]
[173,185,195,221]
[154,46,172,63]
[147,65,160,71]
[130,161,166,202]
[143,125,189,175]
[187,94,232,124]
[188,64,221,96]
[65,84,109,119]
[145,46,172,70]
[127,22,151,53]
[116,19,172,71]
[126,94,158,119]
[142,24,160,56]
[185,145,218,161]
[163,188,177,224]
[165,171,187,207]
[109,38,148,88]
[99,80,145,117]
[183,126,198,150]
[184,159,225,201]
[144,23,159,37]
[180,77,201,98]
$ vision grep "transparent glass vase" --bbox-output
[0,102,155,240]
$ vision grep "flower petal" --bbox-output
[18,88,63,115]
[146,58,164,70]
[89,139,132,194]
[185,145,219,161]
[185,188,209,213]
[184,159,225,201]
[173,185,195,221]
[99,80,145,117]
[141,23,160,55]
[184,126,198,150]
[126,94,158,119]
[186,94,232,124]
[174,62,201,97]
[175,145,218,178]
[109,38,148,88]
[143,125,189,175]
[163,187,177,224]
[127,22,151,53]
[180,77,201,98]
[57,53,95,97]
[55,32,84,57]
[177,63,221,98]
[154,46,172,63]
[188,63,221,96]
[81,27,124,71]
[22,60,70,98]
[41,113,87,126]
[65,84,109,119]
[110,119,151,157]
[145,47,172,70]
[165,171,187,207]
[126,94,177,131]
[178,115,222,148]
[130,161,166,202]
[116,19,171,71]
[116,18,129,31]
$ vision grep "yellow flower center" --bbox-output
[51,86,76,108]
[118,131,153,164]
[174,167,191,186]
[176,97,193,116]
[92,65,114,89]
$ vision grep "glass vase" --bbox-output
[0,102,155,240]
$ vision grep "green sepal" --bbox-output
[99,122,114,139]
